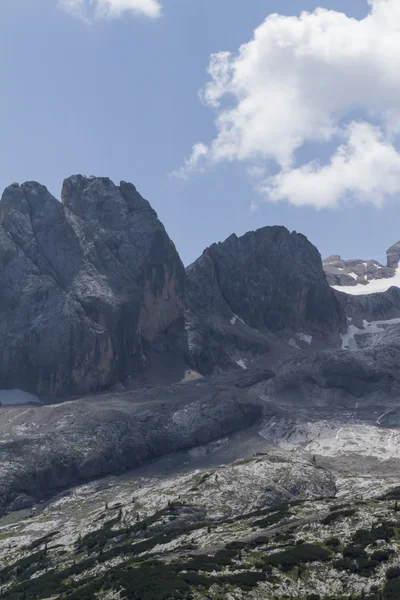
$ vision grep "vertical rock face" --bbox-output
[0,177,186,397]
[188,226,345,335]
[186,227,345,369]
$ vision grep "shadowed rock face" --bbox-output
[188,227,345,335]
[0,177,186,397]
[185,226,345,371]
[336,286,400,323]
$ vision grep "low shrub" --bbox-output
[322,509,357,525]
[265,544,331,572]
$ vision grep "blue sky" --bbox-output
[1,0,399,266]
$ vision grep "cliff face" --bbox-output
[0,179,352,396]
[0,176,186,397]
[188,226,345,335]
[185,226,346,372]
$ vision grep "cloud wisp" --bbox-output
[60,0,162,21]
[176,0,400,209]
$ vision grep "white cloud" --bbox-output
[60,0,162,21]
[263,122,400,208]
[177,0,400,209]
[170,143,209,180]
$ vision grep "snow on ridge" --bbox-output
[332,267,400,295]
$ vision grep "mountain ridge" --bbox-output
[0,175,348,398]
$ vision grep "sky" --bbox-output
[1,0,400,266]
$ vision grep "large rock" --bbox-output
[0,177,186,397]
[186,227,345,372]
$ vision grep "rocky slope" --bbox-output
[0,379,265,516]
[0,177,186,397]
[1,442,400,600]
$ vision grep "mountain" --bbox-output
[186,226,346,373]
[0,177,186,397]
[3,177,400,599]
[0,177,349,398]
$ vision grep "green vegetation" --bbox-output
[264,543,331,572]
[3,491,400,600]
[252,505,290,528]
[322,508,357,524]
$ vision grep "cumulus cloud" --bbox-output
[60,0,162,21]
[177,0,400,209]
[263,122,400,208]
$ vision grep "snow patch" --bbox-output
[288,338,300,349]
[0,389,40,406]
[296,333,313,345]
[332,267,400,295]
[236,359,248,370]
[230,314,245,325]
[348,272,358,280]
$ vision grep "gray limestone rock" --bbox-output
[0,177,186,397]
[186,226,345,372]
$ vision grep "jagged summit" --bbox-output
[2,175,400,400]
[188,225,344,335]
[0,182,350,396]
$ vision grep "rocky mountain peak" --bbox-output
[0,176,186,397]
[185,225,346,374]
[386,240,400,269]
[188,225,345,337]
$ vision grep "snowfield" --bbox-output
[332,267,400,295]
